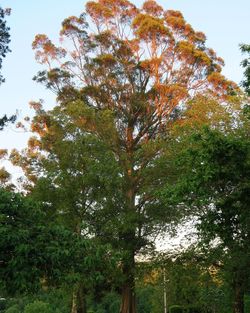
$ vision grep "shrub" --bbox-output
[24,301,54,313]
[5,305,20,313]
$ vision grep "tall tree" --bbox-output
[15,1,238,312]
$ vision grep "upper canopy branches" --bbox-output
[32,0,238,144]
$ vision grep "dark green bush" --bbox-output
[137,286,155,313]
[88,291,120,313]
[0,299,6,312]
[245,295,250,313]
[187,307,202,313]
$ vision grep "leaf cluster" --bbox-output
[0,6,11,84]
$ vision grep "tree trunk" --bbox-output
[77,283,87,313]
[71,284,87,313]
[71,289,77,313]
[120,124,137,313]
[120,251,136,313]
[233,284,244,313]
[120,282,136,313]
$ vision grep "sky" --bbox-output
[0,0,250,153]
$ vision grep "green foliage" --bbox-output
[0,188,113,296]
[0,114,16,131]
[23,301,54,313]
[0,7,15,144]
[169,305,184,313]
[5,305,20,313]
[240,44,250,95]
[161,120,249,312]
[88,292,121,313]
[245,294,250,313]
[136,286,154,313]
[33,289,70,313]
[87,286,165,313]
[0,6,11,84]
[4,288,71,313]
[0,189,43,294]
[187,307,202,313]
[169,304,204,313]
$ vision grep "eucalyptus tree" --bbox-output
[13,1,238,312]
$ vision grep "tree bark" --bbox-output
[71,284,87,313]
[71,289,77,313]
[233,284,244,313]
[120,282,136,313]
[77,283,87,313]
[120,252,136,313]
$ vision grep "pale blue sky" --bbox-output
[0,0,250,151]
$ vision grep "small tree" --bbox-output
[0,187,115,302]
[166,122,250,313]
